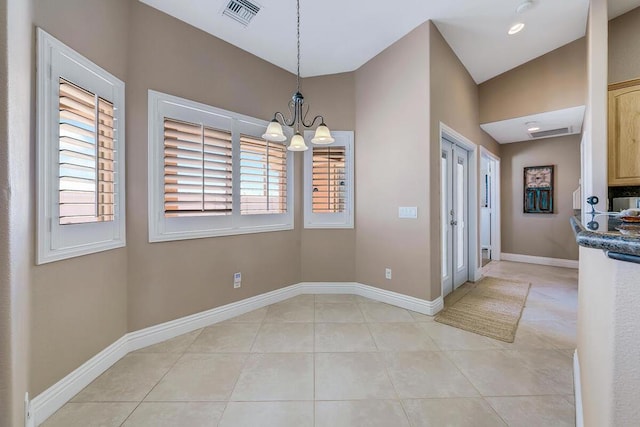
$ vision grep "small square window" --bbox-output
[37,29,126,264]
[303,131,354,229]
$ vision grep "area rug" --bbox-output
[435,276,531,343]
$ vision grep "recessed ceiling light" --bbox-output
[508,22,525,35]
[526,121,540,132]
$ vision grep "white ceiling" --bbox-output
[140,0,601,83]
[480,106,586,144]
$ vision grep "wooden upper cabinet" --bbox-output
[608,79,640,186]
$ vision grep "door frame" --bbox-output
[480,146,501,262]
[439,123,479,300]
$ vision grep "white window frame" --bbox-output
[303,130,354,229]
[148,90,294,242]
[36,29,126,264]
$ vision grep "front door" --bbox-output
[441,138,469,297]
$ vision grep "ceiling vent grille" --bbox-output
[223,0,260,26]
[529,127,571,139]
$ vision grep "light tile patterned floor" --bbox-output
[43,261,577,426]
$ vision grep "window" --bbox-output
[148,91,293,242]
[163,119,233,217]
[303,131,354,228]
[37,29,126,264]
[58,79,115,224]
[240,135,288,215]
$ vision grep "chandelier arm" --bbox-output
[301,114,325,129]
[273,110,295,128]
[299,102,311,127]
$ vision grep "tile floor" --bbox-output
[43,261,578,426]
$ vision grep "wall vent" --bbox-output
[223,0,260,26]
[529,127,571,139]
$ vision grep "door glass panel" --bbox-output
[456,158,465,270]
[441,154,448,277]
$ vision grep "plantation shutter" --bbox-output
[240,135,287,215]
[312,146,346,213]
[163,118,232,217]
[58,78,114,224]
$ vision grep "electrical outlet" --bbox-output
[385,268,392,280]
[234,272,241,289]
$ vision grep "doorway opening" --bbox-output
[440,124,479,299]
[480,147,501,267]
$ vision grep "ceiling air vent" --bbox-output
[223,0,260,26]
[529,127,571,139]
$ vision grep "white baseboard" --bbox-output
[30,281,441,426]
[127,283,301,353]
[297,282,443,315]
[574,350,584,427]
[30,336,129,427]
[501,253,579,269]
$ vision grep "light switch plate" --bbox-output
[398,206,418,219]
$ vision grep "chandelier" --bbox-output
[262,0,334,151]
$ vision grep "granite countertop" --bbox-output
[570,214,640,259]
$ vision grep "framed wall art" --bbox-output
[523,165,554,214]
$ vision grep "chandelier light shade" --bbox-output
[311,123,334,144]
[288,132,308,151]
[262,119,287,142]
[263,0,335,151]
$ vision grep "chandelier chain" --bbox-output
[296,0,300,94]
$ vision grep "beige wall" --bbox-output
[1,0,33,424]
[30,0,131,396]
[609,6,640,84]
[428,22,500,295]
[478,38,587,123]
[354,22,432,300]
[500,135,581,260]
[27,0,358,397]
[354,21,501,302]
[126,2,303,331]
[299,73,356,282]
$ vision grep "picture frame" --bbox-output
[523,165,554,214]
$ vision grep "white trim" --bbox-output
[439,123,479,298]
[30,281,441,425]
[500,253,579,269]
[127,283,300,352]
[354,283,443,315]
[36,28,126,264]
[480,146,501,261]
[147,90,294,243]
[30,336,129,426]
[297,282,443,315]
[574,350,584,427]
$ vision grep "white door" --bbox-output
[441,138,470,297]
[480,158,492,257]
